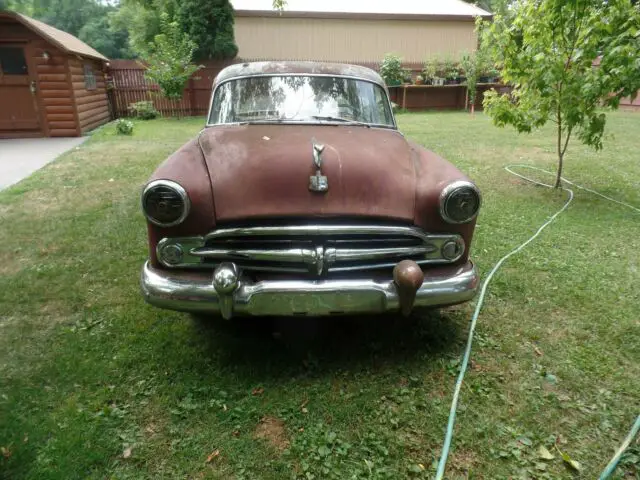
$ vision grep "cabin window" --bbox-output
[0,47,28,75]
[84,63,96,90]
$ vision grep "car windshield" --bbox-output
[208,75,395,128]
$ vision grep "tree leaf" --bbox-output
[518,436,533,446]
[555,445,581,471]
[251,387,264,396]
[538,445,555,460]
[206,449,220,463]
[407,464,425,473]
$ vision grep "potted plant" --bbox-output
[422,59,437,85]
[402,68,413,85]
[380,54,404,86]
[442,57,459,85]
[431,58,446,86]
[415,74,425,85]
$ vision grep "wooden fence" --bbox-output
[107,59,237,118]
[106,59,638,118]
[107,59,502,118]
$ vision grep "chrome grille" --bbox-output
[157,224,465,275]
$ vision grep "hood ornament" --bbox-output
[309,139,328,193]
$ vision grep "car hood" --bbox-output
[198,124,417,222]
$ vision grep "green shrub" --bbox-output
[129,101,159,120]
[115,119,134,135]
[379,54,404,86]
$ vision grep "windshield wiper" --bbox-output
[310,116,371,128]
[236,118,308,125]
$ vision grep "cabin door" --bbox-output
[0,44,41,136]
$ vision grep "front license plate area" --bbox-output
[248,290,386,316]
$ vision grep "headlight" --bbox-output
[439,180,481,224]
[141,180,190,227]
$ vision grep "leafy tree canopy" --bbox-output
[109,0,178,57]
[177,0,238,60]
[78,15,134,59]
[2,0,133,59]
[111,0,238,60]
[482,0,640,187]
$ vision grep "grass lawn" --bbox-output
[1,112,638,480]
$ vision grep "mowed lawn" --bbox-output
[1,112,638,480]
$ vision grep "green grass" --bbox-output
[1,113,638,479]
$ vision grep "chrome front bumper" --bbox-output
[141,260,479,318]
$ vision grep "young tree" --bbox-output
[483,0,640,187]
[177,0,238,60]
[143,13,201,117]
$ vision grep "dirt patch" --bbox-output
[448,448,479,476]
[0,254,24,276]
[254,416,289,452]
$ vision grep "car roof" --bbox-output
[214,61,386,87]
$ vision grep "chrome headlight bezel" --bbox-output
[141,179,191,227]
[439,180,481,224]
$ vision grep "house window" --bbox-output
[0,47,28,75]
[84,63,96,90]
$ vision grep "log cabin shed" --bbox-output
[0,11,110,138]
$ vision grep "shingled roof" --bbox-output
[4,11,108,62]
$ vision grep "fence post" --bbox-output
[188,77,196,116]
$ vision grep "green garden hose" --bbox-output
[434,165,640,480]
[598,415,640,480]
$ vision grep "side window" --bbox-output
[84,63,96,90]
[0,47,28,75]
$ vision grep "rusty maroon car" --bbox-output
[140,62,481,319]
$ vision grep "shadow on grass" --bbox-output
[187,308,466,380]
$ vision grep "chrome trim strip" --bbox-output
[205,73,397,130]
[141,180,191,228]
[192,247,317,263]
[439,180,482,224]
[330,246,435,261]
[140,260,479,317]
[191,246,434,262]
[203,224,440,243]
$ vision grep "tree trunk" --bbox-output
[555,120,563,188]
[555,151,564,189]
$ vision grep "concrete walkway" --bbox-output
[0,137,87,191]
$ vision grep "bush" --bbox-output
[116,119,134,135]
[129,101,159,120]
[379,54,404,86]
